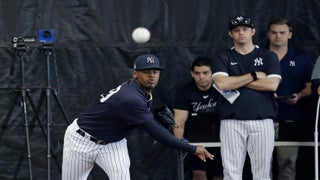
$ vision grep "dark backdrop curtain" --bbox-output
[0,0,319,179]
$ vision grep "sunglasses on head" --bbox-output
[230,16,252,26]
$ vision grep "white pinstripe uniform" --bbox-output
[62,119,130,180]
[220,119,274,180]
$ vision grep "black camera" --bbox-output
[39,29,54,43]
[12,37,24,43]
[12,37,36,49]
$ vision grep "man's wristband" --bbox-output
[251,71,257,81]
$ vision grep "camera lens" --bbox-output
[43,30,51,38]
[17,37,24,43]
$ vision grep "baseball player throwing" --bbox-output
[61,54,213,180]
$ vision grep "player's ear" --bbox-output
[251,28,256,36]
[228,31,233,38]
[288,31,293,39]
[133,70,138,78]
[190,70,195,78]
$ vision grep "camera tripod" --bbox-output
[0,44,70,180]
[39,43,70,180]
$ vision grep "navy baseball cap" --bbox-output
[133,54,163,71]
[229,15,254,30]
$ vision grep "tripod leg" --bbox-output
[21,89,33,180]
[45,88,52,180]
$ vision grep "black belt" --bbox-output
[76,129,109,145]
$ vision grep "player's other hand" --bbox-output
[194,146,214,162]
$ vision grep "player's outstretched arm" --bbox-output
[143,120,198,153]
[194,146,214,162]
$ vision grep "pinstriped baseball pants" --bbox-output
[62,120,131,180]
[220,119,274,180]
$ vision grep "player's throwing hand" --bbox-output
[194,146,214,162]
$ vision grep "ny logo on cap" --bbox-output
[146,56,155,63]
[236,16,244,21]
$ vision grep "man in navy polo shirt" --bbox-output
[267,18,314,180]
[61,54,213,180]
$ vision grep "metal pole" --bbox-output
[177,150,188,180]
[177,150,184,180]
[315,95,320,180]
[45,49,53,180]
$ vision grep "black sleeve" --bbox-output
[142,120,196,153]
[311,79,320,94]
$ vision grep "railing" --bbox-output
[176,141,319,180]
[190,141,319,147]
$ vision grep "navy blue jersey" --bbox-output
[212,46,281,120]
[276,46,314,121]
[77,79,153,142]
[77,79,196,153]
[174,82,219,142]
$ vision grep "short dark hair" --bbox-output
[191,57,212,71]
[267,18,293,32]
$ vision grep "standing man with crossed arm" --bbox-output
[212,15,281,180]
[61,54,213,180]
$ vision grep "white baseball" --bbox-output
[132,27,151,43]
